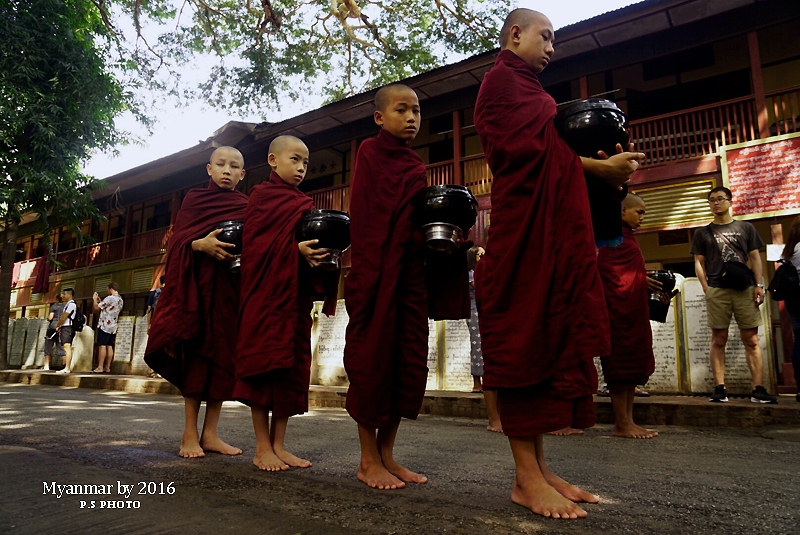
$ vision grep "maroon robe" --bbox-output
[234,171,338,418]
[344,128,431,429]
[597,225,655,387]
[145,179,248,400]
[473,50,609,436]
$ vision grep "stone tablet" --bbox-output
[21,318,44,368]
[426,319,439,390]
[9,318,28,367]
[114,316,135,363]
[442,320,472,391]
[315,300,348,368]
[70,326,94,371]
[7,319,14,358]
[34,319,48,367]
[644,298,680,393]
[130,316,150,375]
[682,278,774,395]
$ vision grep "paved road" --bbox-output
[0,383,797,534]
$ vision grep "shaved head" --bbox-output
[268,135,306,156]
[209,146,243,164]
[622,193,645,208]
[500,8,548,48]
[375,84,417,113]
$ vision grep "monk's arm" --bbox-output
[583,143,645,190]
[192,228,235,260]
[749,248,765,303]
[694,254,708,293]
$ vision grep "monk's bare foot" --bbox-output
[179,440,205,458]
[357,460,405,490]
[613,423,657,439]
[487,421,503,433]
[512,477,587,519]
[200,435,243,455]
[274,446,312,468]
[547,427,584,436]
[543,471,599,504]
[383,459,427,484]
[630,424,658,438]
[253,448,290,472]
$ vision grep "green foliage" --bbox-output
[0,0,129,238]
[78,0,510,113]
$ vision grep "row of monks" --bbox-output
[145,9,651,520]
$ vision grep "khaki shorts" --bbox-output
[705,286,762,330]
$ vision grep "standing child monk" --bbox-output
[473,9,643,519]
[344,84,436,490]
[597,194,658,439]
[235,135,339,472]
[145,146,247,458]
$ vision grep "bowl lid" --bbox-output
[556,98,626,119]
[300,209,350,222]
[420,185,478,204]
[214,219,244,226]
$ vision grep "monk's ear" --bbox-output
[267,153,277,168]
[374,109,384,127]
[206,162,213,176]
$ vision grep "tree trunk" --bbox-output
[0,219,19,369]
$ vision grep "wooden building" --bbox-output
[8,0,800,386]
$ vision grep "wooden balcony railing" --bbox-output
[309,184,351,212]
[129,227,171,258]
[426,160,455,186]
[766,85,800,137]
[630,95,758,167]
[462,155,492,196]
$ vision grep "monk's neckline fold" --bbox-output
[377,127,412,148]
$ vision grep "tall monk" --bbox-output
[145,146,247,458]
[234,135,339,472]
[598,194,658,439]
[344,84,433,491]
[473,9,643,519]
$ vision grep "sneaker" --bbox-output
[710,384,728,403]
[750,385,778,404]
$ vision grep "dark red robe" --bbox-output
[344,128,431,429]
[473,50,609,436]
[597,225,654,388]
[145,179,248,400]
[234,171,339,418]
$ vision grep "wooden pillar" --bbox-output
[122,205,133,260]
[748,31,769,138]
[579,76,589,100]
[771,222,794,371]
[452,110,463,186]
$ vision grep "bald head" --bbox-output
[500,8,549,48]
[268,135,306,156]
[622,193,645,209]
[209,146,243,165]
[375,84,417,113]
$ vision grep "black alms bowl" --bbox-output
[212,220,244,272]
[212,220,244,255]
[415,185,478,253]
[554,98,629,158]
[648,270,676,323]
[295,209,351,269]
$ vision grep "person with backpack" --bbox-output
[690,187,776,404]
[92,282,124,373]
[54,287,81,373]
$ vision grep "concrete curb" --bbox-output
[2,370,798,428]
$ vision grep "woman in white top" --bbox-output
[780,216,800,402]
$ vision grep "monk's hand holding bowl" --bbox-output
[298,239,330,268]
[589,143,645,190]
[645,272,663,293]
[192,228,236,261]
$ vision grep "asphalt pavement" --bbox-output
[0,383,798,534]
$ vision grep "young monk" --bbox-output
[344,84,452,490]
[473,9,643,519]
[234,135,339,472]
[145,146,247,458]
[598,194,658,439]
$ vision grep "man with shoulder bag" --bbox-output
[690,187,777,404]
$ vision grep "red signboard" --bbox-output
[722,132,800,219]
